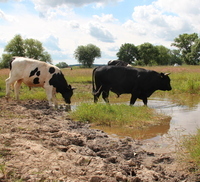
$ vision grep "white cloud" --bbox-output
[93,13,118,23]
[68,20,80,29]
[154,0,200,16]
[33,0,121,8]
[32,0,122,17]
[122,1,200,43]
[0,0,19,2]
[154,0,200,32]
[42,35,61,51]
[88,22,116,43]
[0,9,16,22]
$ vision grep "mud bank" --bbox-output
[0,99,199,181]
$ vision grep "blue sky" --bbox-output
[0,0,200,65]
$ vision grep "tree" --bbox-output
[155,45,171,65]
[116,43,138,64]
[1,34,52,68]
[24,38,44,60]
[74,44,101,68]
[171,33,200,65]
[4,34,25,57]
[186,38,200,65]
[56,62,68,68]
[169,49,182,65]
[138,43,159,65]
[0,54,13,68]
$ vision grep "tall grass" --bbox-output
[70,103,167,128]
[0,69,8,98]
[170,73,200,94]
[180,129,200,172]
[62,68,92,83]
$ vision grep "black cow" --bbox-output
[108,60,130,66]
[92,66,172,105]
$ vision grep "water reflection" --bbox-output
[92,95,200,142]
[92,118,171,140]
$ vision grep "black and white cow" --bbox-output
[5,57,74,107]
[92,66,172,106]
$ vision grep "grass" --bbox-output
[180,129,200,172]
[70,103,168,128]
[170,72,200,94]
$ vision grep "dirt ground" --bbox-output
[0,99,200,182]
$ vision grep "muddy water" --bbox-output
[92,96,200,152]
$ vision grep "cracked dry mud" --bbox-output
[0,99,199,181]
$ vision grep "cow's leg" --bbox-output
[52,87,58,107]
[102,90,109,103]
[94,93,102,103]
[44,85,54,107]
[14,80,22,101]
[142,97,148,106]
[94,90,102,103]
[130,94,137,105]
[5,77,11,100]
[5,76,17,100]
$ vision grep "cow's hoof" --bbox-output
[65,104,71,112]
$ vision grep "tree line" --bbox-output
[0,33,200,68]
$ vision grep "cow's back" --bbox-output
[94,66,142,94]
[10,57,60,87]
[94,66,145,83]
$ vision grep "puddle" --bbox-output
[89,96,200,152]
[146,97,200,137]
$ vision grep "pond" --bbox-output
[91,96,200,152]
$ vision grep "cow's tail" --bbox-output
[92,67,102,96]
[9,57,16,70]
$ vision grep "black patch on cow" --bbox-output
[36,71,40,76]
[33,77,40,84]
[49,72,68,93]
[29,68,38,77]
[49,72,73,104]
[49,67,55,74]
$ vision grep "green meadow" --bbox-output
[2,65,200,103]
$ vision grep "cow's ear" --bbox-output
[68,84,76,90]
[160,73,165,78]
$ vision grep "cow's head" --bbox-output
[159,73,172,91]
[62,85,75,104]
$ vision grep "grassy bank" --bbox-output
[70,103,168,128]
